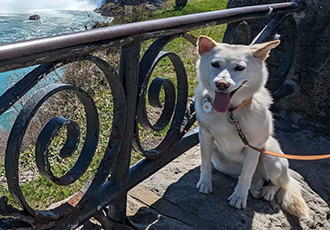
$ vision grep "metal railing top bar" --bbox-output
[0,1,302,72]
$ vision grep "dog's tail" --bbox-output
[277,176,309,218]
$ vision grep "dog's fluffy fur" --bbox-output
[195,35,309,218]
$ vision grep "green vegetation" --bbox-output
[154,0,227,18]
[0,0,228,212]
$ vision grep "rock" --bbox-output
[274,0,330,128]
[94,2,160,18]
[127,118,330,229]
[226,0,330,128]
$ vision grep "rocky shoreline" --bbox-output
[94,1,163,19]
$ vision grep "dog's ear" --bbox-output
[197,36,217,55]
[252,40,280,61]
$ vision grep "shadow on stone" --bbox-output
[128,151,330,229]
[128,115,330,229]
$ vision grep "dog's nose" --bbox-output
[216,81,230,90]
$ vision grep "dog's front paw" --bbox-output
[250,184,262,199]
[196,179,213,194]
[228,191,247,209]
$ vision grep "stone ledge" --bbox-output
[127,123,330,230]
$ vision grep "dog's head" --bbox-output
[196,35,280,113]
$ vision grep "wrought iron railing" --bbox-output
[0,1,305,229]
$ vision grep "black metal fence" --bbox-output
[0,1,304,229]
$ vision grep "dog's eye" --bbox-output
[235,65,245,71]
[211,62,220,68]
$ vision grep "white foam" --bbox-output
[0,0,104,13]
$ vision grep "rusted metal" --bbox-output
[107,43,141,226]
[0,1,305,229]
[6,83,99,220]
[56,128,200,229]
[134,49,188,159]
[36,116,81,182]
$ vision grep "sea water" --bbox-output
[0,0,110,131]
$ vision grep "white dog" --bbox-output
[195,35,309,218]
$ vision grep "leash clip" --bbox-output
[228,112,241,131]
[228,112,249,145]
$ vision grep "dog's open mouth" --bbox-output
[213,81,247,113]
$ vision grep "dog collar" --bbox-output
[201,96,252,113]
[228,97,252,112]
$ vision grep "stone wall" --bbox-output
[287,0,330,125]
[227,0,330,128]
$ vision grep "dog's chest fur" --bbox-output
[199,112,245,161]
[195,86,273,163]
[196,100,245,160]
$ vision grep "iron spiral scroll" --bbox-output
[1,56,126,227]
[133,34,197,159]
[0,34,199,228]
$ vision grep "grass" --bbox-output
[0,0,228,212]
[154,0,227,18]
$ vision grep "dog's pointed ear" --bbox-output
[252,40,280,61]
[197,36,217,55]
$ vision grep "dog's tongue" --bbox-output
[213,92,231,113]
